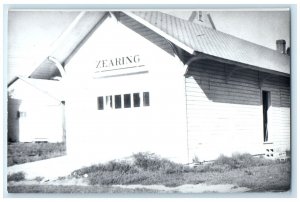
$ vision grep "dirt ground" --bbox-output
[7,177,250,193]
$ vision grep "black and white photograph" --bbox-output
[5,7,293,195]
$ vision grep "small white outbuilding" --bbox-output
[8,78,65,143]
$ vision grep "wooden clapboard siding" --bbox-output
[185,59,290,161]
[133,11,290,75]
[262,76,290,152]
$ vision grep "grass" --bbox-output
[7,172,25,182]
[7,142,66,166]
[7,152,291,193]
[69,152,290,192]
[71,152,192,186]
[196,153,277,172]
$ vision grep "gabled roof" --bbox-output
[9,77,64,102]
[126,11,290,76]
[8,11,290,89]
[29,11,108,80]
[8,11,108,86]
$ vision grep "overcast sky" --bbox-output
[164,10,290,49]
[210,11,290,49]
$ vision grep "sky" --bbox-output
[8,11,80,56]
[210,11,290,50]
[164,10,290,50]
[7,10,291,82]
[8,11,80,82]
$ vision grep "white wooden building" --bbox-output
[8,11,290,163]
[8,78,64,143]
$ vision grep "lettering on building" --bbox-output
[96,55,142,72]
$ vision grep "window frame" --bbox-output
[97,91,150,111]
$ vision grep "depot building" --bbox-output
[8,11,291,163]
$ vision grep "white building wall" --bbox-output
[9,79,64,143]
[185,60,290,162]
[18,102,64,142]
[64,16,188,163]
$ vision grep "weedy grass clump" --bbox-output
[193,153,276,173]
[213,153,275,169]
[7,172,25,182]
[71,160,139,178]
[72,152,192,186]
[132,152,190,174]
[70,152,289,190]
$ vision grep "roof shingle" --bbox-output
[130,11,290,75]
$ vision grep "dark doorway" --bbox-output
[262,91,271,142]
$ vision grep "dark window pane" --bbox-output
[143,92,150,107]
[106,95,112,109]
[262,91,271,142]
[133,93,140,107]
[97,96,104,110]
[115,95,122,109]
[124,94,131,108]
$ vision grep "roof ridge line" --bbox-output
[149,11,290,55]
[123,11,196,55]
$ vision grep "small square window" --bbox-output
[115,95,122,109]
[133,93,140,107]
[143,92,150,107]
[97,96,104,110]
[124,94,131,108]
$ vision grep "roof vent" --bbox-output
[188,11,216,30]
[198,11,203,22]
[276,39,286,54]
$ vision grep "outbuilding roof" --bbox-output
[126,11,290,75]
